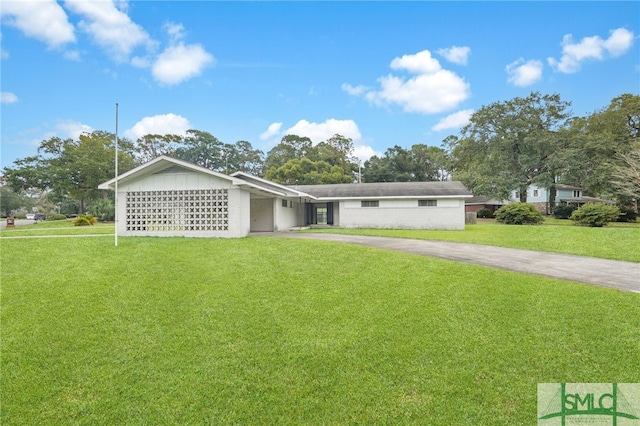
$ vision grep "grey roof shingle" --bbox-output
[287,181,472,198]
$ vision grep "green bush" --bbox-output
[494,203,544,225]
[47,213,67,221]
[616,205,638,222]
[570,203,620,227]
[553,203,577,219]
[88,198,115,221]
[73,214,98,226]
[476,208,494,219]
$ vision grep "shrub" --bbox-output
[494,203,544,225]
[73,214,98,226]
[47,213,67,221]
[88,198,115,221]
[476,208,494,219]
[616,205,638,222]
[570,203,620,227]
[553,203,577,219]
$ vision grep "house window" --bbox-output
[282,199,288,207]
[418,199,437,207]
[573,190,580,198]
[533,189,539,197]
[289,200,293,208]
[361,200,379,207]
[514,191,520,199]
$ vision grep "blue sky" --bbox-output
[1,1,638,169]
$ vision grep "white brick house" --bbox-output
[99,156,472,238]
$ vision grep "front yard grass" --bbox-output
[2,237,639,424]
[302,220,640,262]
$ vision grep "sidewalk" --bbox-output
[263,232,640,293]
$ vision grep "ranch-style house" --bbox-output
[98,156,473,238]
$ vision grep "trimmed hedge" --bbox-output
[570,203,620,227]
[553,203,577,219]
[476,208,494,219]
[495,203,544,225]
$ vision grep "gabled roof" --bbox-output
[99,157,472,200]
[288,181,472,199]
[230,171,316,199]
[98,156,286,196]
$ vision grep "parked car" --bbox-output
[35,213,46,221]
[26,214,35,220]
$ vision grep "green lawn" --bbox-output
[302,220,640,262]
[0,219,114,237]
[2,237,639,425]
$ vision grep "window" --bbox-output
[282,199,288,207]
[573,190,580,198]
[361,200,379,207]
[514,191,520,199]
[419,199,437,207]
[289,200,293,208]
[533,189,539,197]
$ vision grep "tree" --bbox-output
[363,144,451,182]
[609,143,640,200]
[559,94,639,201]
[173,130,225,170]
[2,131,136,213]
[231,140,265,176]
[447,92,571,201]
[264,134,313,171]
[134,133,185,164]
[265,158,353,185]
[0,185,34,217]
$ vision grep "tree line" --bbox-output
[2,92,638,217]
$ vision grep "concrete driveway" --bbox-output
[261,232,640,293]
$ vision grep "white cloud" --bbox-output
[261,118,376,163]
[506,58,543,87]
[64,0,154,62]
[390,50,441,74]
[345,49,470,114]
[260,122,283,140]
[56,120,94,139]
[260,118,363,145]
[63,50,81,61]
[437,46,471,65]
[1,0,75,49]
[432,109,474,131]
[284,119,362,143]
[341,83,368,96]
[164,22,185,41]
[124,113,192,141]
[353,145,381,164]
[152,43,214,85]
[1,92,18,104]
[149,23,214,85]
[548,27,635,73]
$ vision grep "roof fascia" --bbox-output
[98,156,246,190]
[231,171,317,199]
[312,194,473,201]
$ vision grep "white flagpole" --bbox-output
[115,103,119,247]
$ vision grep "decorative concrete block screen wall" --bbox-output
[126,189,229,232]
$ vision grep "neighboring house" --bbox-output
[464,196,508,214]
[509,184,613,214]
[98,156,473,238]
